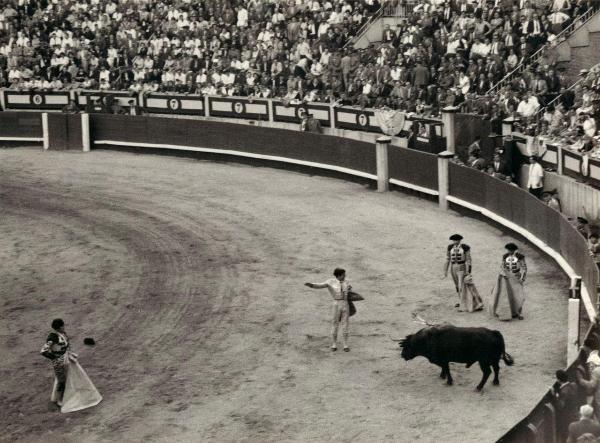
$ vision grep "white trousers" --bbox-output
[331,300,349,346]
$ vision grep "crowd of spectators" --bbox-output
[530,66,600,159]
[452,59,600,215]
[553,327,600,443]
[1,0,599,198]
[2,0,597,192]
[0,0,598,119]
[0,0,379,98]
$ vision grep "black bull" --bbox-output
[399,325,514,391]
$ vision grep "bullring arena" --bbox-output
[0,142,571,443]
[3,0,600,439]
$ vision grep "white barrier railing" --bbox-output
[0,89,445,138]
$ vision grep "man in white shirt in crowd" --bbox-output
[99,78,111,90]
[517,92,540,119]
[548,11,569,30]
[527,155,544,198]
[583,113,597,138]
[201,82,217,95]
[237,7,248,27]
[390,63,403,81]
[7,67,21,83]
[221,69,235,86]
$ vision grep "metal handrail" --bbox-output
[487,6,599,95]
[344,6,384,48]
[344,0,420,48]
[535,60,600,117]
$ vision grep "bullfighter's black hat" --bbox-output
[505,243,518,251]
[577,217,589,224]
[449,234,463,241]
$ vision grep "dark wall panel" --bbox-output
[66,114,82,150]
[47,114,82,150]
[448,162,486,207]
[91,116,377,176]
[47,114,66,150]
[0,112,42,138]
[388,146,438,191]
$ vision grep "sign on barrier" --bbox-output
[3,90,70,110]
[333,107,380,133]
[411,118,445,154]
[588,157,600,189]
[272,101,331,127]
[208,96,269,120]
[539,143,559,169]
[76,90,139,107]
[142,93,204,115]
[400,116,414,134]
[562,149,583,181]
[1,89,449,144]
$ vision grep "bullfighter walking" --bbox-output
[490,243,527,321]
[443,234,472,310]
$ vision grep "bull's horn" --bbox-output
[390,337,404,342]
[411,312,437,327]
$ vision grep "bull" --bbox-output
[398,324,514,391]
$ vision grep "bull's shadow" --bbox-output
[397,323,514,391]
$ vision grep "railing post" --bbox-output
[568,276,582,365]
[330,104,336,129]
[568,298,581,365]
[437,150,454,210]
[204,95,210,117]
[557,145,564,175]
[81,113,90,152]
[42,112,49,150]
[543,403,557,443]
[441,106,458,154]
[526,423,539,439]
[138,91,144,113]
[502,117,517,137]
[376,136,390,192]
[570,276,582,299]
[267,99,274,123]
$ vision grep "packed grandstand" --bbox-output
[0,0,598,121]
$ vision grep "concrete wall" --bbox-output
[554,10,600,84]
[562,31,600,83]
[545,171,600,221]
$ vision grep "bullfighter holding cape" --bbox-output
[41,318,102,412]
[443,234,483,312]
[305,267,364,352]
[462,273,484,313]
[490,243,527,321]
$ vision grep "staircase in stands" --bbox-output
[489,6,600,95]
[345,0,419,49]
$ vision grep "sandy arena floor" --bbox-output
[0,147,569,443]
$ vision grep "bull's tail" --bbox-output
[493,330,514,366]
